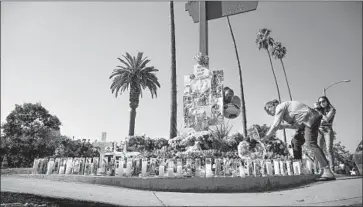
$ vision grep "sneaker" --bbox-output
[319,167,336,181]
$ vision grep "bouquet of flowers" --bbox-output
[261,138,289,159]
[194,52,209,67]
[238,139,266,160]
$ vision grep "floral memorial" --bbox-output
[31,54,319,179]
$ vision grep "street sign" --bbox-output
[186,1,259,23]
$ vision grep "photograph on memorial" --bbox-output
[183,69,224,130]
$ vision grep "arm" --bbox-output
[265,105,285,139]
[322,107,336,122]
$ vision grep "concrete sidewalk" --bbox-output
[1,175,362,206]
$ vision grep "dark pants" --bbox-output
[291,126,305,159]
[291,115,329,168]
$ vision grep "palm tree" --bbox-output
[272,41,292,101]
[256,28,281,102]
[109,52,160,136]
[256,28,286,143]
[169,1,177,139]
[226,15,247,139]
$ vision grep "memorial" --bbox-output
[28,1,319,192]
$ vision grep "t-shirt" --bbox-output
[320,107,336,127]
[270,101,320,130]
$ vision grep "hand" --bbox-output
[313,102,320,109]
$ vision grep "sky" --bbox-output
[1,1,362,152]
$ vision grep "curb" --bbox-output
[12,174,318,193]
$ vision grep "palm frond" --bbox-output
[117,57,131,69]
[135,52,144,69]
[124,53,136,69]
[139,58,151,69]
[271,41,287,59]
[256,28,274,51]
[109,52,160,99]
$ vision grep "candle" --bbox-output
[239,165,246,178]
[59,166,65,174]
[273,160,280,176]
[306,159,312,174]
[46,161,54,175]
[205,158,213,177]
[223,158,230,176]
[266,161,273,176]
[195,158,201,177]
[214,159,220,177]
[231,159,238,177]
[126,160,132,177]
[142,159,147,177]
[260,160,266,177]
[279,160,286,176]
[167,167,174,177]
[200,169,206,177]
[177,166,183,177]
[150,158,156,176]
[117,161,124,177]
[159,165,165,177]
[177,159,182,177]
[292,160,301,175]
[253,161,258,177]
[286,160,293,176]
[186,159,192,177]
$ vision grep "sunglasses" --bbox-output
[319,100,327,104]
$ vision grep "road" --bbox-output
[1,175,362,206]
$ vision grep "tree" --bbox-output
[256,28,281,102]
[1,102,62,167]
[169,1,177,139]
[272,41,293,101]
[55,137,100,158]
[109,52,161,136]
[332,141,352,166]
[256,28,286,143]
[226,15,247,139]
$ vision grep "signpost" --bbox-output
[186,1,258,55]
[186,1,258,137]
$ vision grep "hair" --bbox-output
[317,96,334,113]
[264,99,280,114]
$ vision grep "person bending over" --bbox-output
[262,99,335,180]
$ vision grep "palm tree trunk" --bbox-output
[169,1,177,139]
[267,50,286,143]
[128,108,136,136]
[128,88,139,136]
[226,16,247,138]
[267,50,281,102]
[280,59,293,101]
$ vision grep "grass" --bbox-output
[1,168,33,175]
[1,192,124,207]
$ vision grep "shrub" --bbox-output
[153,138,169,150]
[127,135,146,152]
